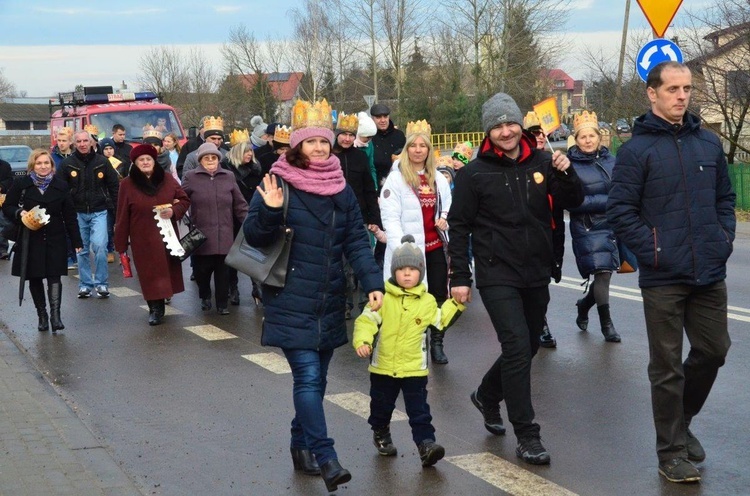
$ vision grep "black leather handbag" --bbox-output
[225,179,293,288]
[178,224,207,262]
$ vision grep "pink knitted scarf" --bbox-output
[270,152,346,196]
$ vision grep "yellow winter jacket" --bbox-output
[353,279,465,378]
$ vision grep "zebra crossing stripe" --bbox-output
[241,353,291,374]
[325,391,408,421]
[184,325,237,341]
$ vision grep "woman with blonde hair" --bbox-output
[379,121,452,363]
[162,132,181,178]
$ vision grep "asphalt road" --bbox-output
[1,224,749,496]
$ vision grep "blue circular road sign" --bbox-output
[636,38,684,82]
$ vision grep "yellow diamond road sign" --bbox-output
[636,0,683,38]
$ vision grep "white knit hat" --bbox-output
[357,112,377,138]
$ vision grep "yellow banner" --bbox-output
[533,97,560,135]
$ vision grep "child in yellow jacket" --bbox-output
[353,235,464,467]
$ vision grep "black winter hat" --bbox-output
[370,103,390,116]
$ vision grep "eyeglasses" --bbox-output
[531,130,545,137]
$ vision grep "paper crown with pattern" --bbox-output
[452,141,473,160]
[84,124,99,136]
[57,126,74,138]
[292,99,333,130]
[435,155,454,168]
[229,129,250,147]
[523,111,542,129]
[202,116,224,132]
[573,110,599,135]
[273,125,291,144]
[142,124,163,140]
[405,119,431,138]
[336,113,359,133]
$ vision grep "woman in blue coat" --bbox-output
[567,112,621,343]
[243,100,384,493]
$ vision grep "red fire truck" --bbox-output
[49,86,187,145]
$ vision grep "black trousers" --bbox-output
[641,281,730,462]
[425,248,448,306]
[193,254,229,308]
[368,374,435,445]
[477,285,549,438]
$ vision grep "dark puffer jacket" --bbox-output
[448,134,584,289]
[243,182,384,351]
[606,111,736,288]
[60,150,119,213]
[333,145,382,228]
[567,145,619,278]
[371,120,405,186]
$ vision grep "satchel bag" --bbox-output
[0,187,29,242]
[225,179,293,288]
[178,224,208,262]
[617,238,638,274]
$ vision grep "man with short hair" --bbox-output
[51,130,74,169]
[60,131,120,298]
[607,61,735,484]
[369,103,405,186]
[111,124,132,171]
[448,92,583,466]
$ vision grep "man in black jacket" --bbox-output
[607,62,735,484]
[60,131,120,299]
[0,158,13,258]
[369,103,405,187]
[448,92,583,466]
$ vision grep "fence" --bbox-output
[432,132,485,153]
[729,163,750,210]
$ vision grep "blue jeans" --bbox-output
[77,211,109,289]
[283,348,337,465]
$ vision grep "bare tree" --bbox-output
[137,46,191,103]
[289,0,334,102]
[321,0,361,110]
[352,0,383,102]
[0,69,16,98]
[681,0,750,163]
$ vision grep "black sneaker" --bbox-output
[686,429,706,462]
[539,320,557,348]
[418,440,445,467]
[373,427,397,456]
[515,436,551,465]
[470,390,506,435]
[658,457,701,483]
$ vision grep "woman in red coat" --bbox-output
[114,144,190,325]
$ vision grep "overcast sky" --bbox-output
[0,0,695,97]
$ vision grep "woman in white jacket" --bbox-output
[379,120,452,363]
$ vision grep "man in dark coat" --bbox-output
[369,103,405,187]
[448,92,583,467]
[0,158,13,258]
[607,61,736,484]
[111,124,133,172]
[60,130,120,299]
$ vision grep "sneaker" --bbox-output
[539,320,557,348]
[418,439,445,467]
[95,285,110,298]
[515,436,551,465]
[107,252,115,263]
[373,427,397,456]
[78,287,92,299]
[686,429,706,462]
[470,390,506,435]
[658,457,701,483]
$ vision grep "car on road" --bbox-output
[550,123,570,141]
[0,145,32,177]
[615,118,631,134]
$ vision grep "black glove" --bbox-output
[551,263,562,284]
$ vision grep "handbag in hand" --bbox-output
[225,178,293,288]
[178,225,208,262]
[0,187,29,243]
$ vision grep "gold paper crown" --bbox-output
[291,99,333,130]
[435,155,454,168]
[273,125,291,144]
[202,116,224,132]
[84,124,99,136]
[573,111,599,135]
[405,119,431,138]
[229,129,250,147]
[452,141,473,158]
[57,126,74,138]
[336,113,359,133]
[523,111,542,129]
[142,124,163,140]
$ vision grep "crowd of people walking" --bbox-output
[0,61,736,490]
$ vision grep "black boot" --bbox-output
[430,327,448,364]
[539,317,557,348]
[153,299,165,325]
[48,281,64,331]
[30,282,49,332]
[319,459,351,492]
[229,286,240,306]
[373,426,397,456]
[147,300,158,326]
[418,439,445,467]
[597,304,621,342]
[575,292,595,331]
[290,447,320,475]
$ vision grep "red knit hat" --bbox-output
[130,143,157,162]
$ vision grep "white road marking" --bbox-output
[108,287,141,297]
[71,274,79,279]
[325,391,408,421]
[445,452,579,496]
[184,325,236,341]
[140,305,182,316]
[242,353,291,374]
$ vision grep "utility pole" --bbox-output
[615,0,631,116]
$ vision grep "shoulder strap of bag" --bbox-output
[279,177,289,223]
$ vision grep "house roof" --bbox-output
[703,21,750,42]
[0,103,50,122]
[547,69,575,90]
[238,72,304,102]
